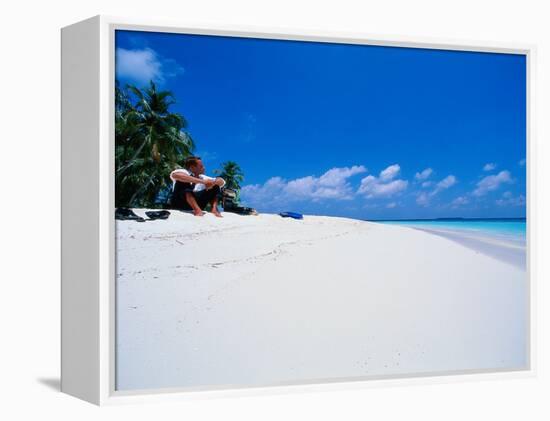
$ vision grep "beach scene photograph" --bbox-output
[114,30,527,392]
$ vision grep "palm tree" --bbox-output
[115,81,195,208]
[214,161,245,193]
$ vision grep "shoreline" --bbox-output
[366,217,526,270]
[405,226,526,270]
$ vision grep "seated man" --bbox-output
[170,156,225,217]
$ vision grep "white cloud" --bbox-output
[473,170,513,196]
[359,178,408,197]
[116,47,184,85]
[483,163,497,171]
[415,175,457,206]
[415,168,433,181]
[451,196,470,207]
[519,158,526,167]
[358,164,408,198]
[318,166,367,187]
[496,191,526,207]
[240,165,367,206]
[421,181,433,188]
[386,202,397,209]
[434,175,457,193]
[379,164,401,182]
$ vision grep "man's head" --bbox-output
[184,156,205,175]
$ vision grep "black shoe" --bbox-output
[145,210,171,220]
[115,208,145,222]
[224,206,258,215]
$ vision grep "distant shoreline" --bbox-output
[409,226,525,270]
[365,217,526,222]
[368,217,526,269]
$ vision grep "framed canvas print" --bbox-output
[61,16,535,405]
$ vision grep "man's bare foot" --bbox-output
[212,209,223,217]
[193,209,205,217]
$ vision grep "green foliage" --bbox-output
[214,161,245,202]
[115,80,195,208]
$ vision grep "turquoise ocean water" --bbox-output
[373,218,526,242]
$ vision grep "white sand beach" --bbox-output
[116,211,527,391]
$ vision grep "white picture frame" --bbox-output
[61,15,536,405]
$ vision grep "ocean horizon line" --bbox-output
[365,217,526,222]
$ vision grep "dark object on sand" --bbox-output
[279,211,303,220]
[226,205,258,216]
[145,210,171,220]
[115,208,145,222]
[222,189,258,216]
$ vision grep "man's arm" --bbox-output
[201,175,226,188]
[171,170,213,187]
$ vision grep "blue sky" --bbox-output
[115,30,526,219]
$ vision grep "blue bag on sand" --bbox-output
[279,211,303,220]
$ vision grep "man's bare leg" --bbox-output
[185,192,205,216]
[210,196,223,217]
